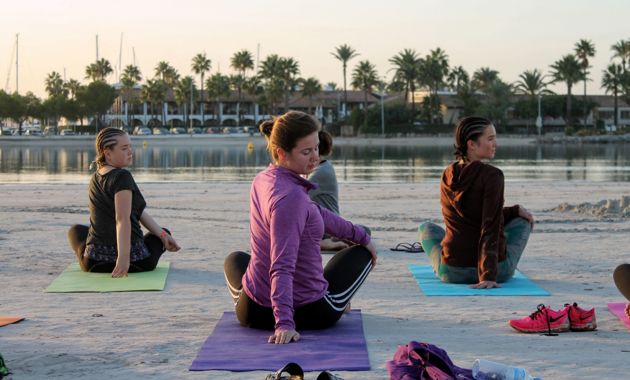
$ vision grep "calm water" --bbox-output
[2,142,630,183]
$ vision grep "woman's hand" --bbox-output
[365,241,378,267]
[470,280,501,289]
[320,238,349,251]
[161,233,181,252]
[112,256,130,278]
[518,205,535,230]
[268,328,300,344]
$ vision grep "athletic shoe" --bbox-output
[563,302,597,331]
[508,304,570,333]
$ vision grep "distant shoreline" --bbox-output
[0,134,538,147]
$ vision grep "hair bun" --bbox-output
[259,120,274,137]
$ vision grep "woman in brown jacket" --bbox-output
[418,116,534,289]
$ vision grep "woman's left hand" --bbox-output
[470,280,501,289]
[268,328,300,344]
[162,234,181,252]
[365,241,378,268]
[518,205,535,230]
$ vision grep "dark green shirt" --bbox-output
[86,168,146,250]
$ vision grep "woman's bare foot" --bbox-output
[344,302,352,314]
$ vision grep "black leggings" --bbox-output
[224,245,373,331]
[614,263,630,302]
[67,224,166,273]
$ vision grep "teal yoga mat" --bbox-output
[408,264,549,296]
[45,262,170,293]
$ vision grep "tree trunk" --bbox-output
[614,89,618,128]
[343,64,347,117]
[363,90,368,132]
[200,74,205,127]
[566,83,572,129]
[583,75,587,128]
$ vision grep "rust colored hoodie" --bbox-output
[440,160,519,281]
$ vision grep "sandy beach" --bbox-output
[1,178,629,379]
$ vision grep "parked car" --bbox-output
[169,127,186,134]
[133,127,152,135]
[24,129,43,136]
[1,129,13,136]
[205,127,221,134]
[187,127,203,134]
[152,127,170,135]
[60,129,75,136]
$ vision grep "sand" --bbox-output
[1,178,629,379]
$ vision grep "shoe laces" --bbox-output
[528,304,549,320]
[528,304,559,336]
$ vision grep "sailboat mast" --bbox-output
[15,33,19,94]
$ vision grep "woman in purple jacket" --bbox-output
[224,111,377,344]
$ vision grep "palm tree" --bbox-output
[550,54,585,129]
[175,76,196,129]
[191,53,211,126]
[64,79,82,100]
[601,63,625,128]
[120,65,142,129]
[300,77,322,115]
[230,50,254,125]
[45,71,65,97]
[331,44,359,117]
[206,73,231,126]
[258,54,285,115]
[611,39,630,71]
[141,79,167,128]
[351,60,379,131]
[420,48,449,124]
[575,39,596,126]
[154,61,179,126]
[85,58,113,82]
[389,49,421,120]
[472,67,499,92]
[280,57,300,111]
[514,69,552,97]
[447,66,469,93]
[326,82,337,91]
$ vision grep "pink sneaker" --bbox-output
[563,303,597,331]
[509,304,570,333]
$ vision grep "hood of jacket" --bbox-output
[441,160,484,216]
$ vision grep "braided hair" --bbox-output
[90,127,126,170]
[453,116,493,161]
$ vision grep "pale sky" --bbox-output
[1,0,628,98]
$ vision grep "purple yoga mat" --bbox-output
[190,310,370,372]
[607,303,630,330]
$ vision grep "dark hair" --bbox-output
[318,130,333,157]
[453,116,493,160]
[259,111,321,161]
[92,127,126,169]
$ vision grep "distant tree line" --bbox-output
[1,38,630,136]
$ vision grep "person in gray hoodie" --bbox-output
[418,116,534,289]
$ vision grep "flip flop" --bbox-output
[265,362,304,380]
[390,242,423,253]
[317,371,344,380]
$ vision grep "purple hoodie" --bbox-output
[242,164,370,331]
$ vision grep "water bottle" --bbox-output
[472,359,541,380]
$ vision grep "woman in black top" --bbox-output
[67,127,180,277]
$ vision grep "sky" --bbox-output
[1,0,629,98]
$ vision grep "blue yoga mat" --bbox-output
[408,264,550,296]
[190,310,370,372]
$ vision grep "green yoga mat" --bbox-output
[46,261,170,293]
